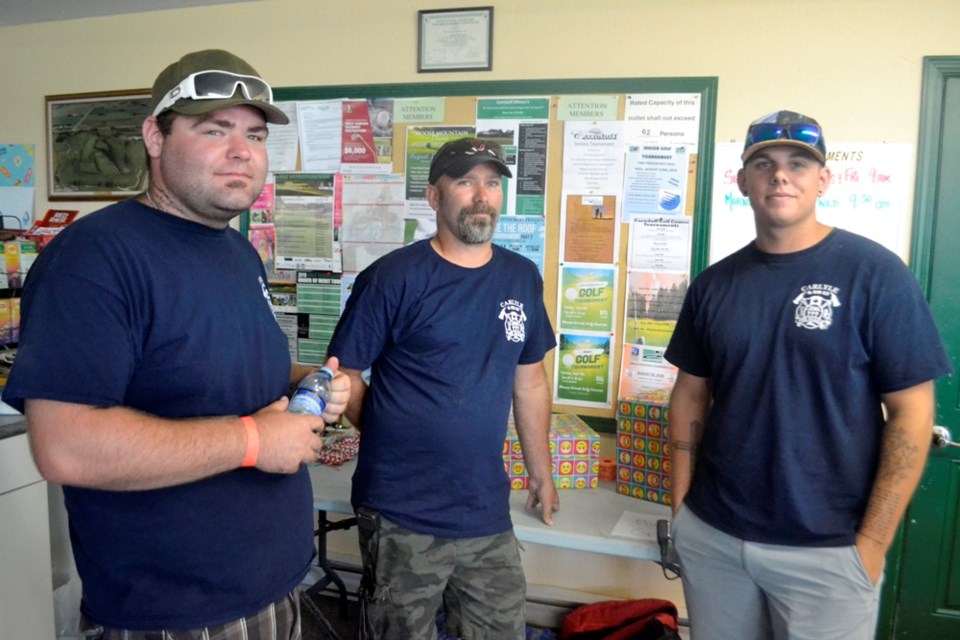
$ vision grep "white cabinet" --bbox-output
[0,433,56,638]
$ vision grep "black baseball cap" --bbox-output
[428,138,513,185]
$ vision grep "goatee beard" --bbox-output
[459,205,498,244]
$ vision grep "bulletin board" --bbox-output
[260,76,718,431]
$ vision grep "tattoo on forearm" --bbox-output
[671,420,703,467]
[857,530,886,546]
[876,423,921,484]
[862,486,901,543]
[861,422,923,543]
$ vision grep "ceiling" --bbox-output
[0,0,253,28]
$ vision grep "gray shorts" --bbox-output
[673,505,882,640]
[356,508,526,640]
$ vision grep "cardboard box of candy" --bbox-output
[615,394,672,505]
[503,413,600,490]
[24,209,78,252]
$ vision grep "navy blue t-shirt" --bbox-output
[665,229,951,546]
[5,201,313,629]
[328,240,556,537]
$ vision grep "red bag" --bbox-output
[561,598,681,640]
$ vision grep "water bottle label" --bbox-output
[289,390,326,416]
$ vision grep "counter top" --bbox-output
[310,457,671,562]
[0,415,27,441]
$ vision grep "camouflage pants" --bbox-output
[78,589,302,640]
[357,508,526,640]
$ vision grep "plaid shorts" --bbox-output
[79,589,302,640]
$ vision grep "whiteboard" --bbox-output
[710,142,913,263]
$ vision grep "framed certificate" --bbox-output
[417,6,493,73]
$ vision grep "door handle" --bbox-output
[932,425,960,449]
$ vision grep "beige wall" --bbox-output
[3,0,958,215]
[4,0,957,613]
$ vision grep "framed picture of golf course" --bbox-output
[45,89,151,200]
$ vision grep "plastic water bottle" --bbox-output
[288,366,334,416]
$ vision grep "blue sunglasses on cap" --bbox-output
[744,122,825,156]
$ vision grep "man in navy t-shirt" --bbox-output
[664,110,951,640]
[5,50,350,638]
[328,137,559,639]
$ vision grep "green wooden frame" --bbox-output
[876,55,960,640]
[909,57,960,293]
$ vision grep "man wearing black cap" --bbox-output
[5,50,350,638]
[328,138,559,639]
[663,111,951,639]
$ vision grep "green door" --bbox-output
[888,57,960,638]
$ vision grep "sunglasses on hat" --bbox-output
[152,70,273,117]
[744,122,823,151]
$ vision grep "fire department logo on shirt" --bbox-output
[792,284,841,330]
[499,299,527,342]
[259,276,274,314]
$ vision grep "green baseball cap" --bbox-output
[149,49,288,125]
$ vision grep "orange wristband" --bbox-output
[240,416,259,468]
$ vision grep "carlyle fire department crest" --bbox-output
[499,299,527,342]
[792,284,841,330]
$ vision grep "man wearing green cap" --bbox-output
[5,50,351,638]
[664,110,951,639]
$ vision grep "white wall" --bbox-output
[3,0,958,614]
